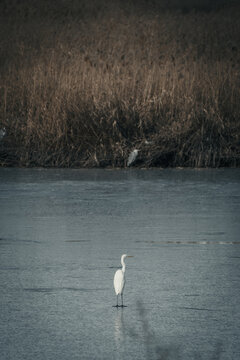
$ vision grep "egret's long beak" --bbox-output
[127,256,134,258]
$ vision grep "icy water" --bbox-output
[0,168,240,360]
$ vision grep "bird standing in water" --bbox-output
[113,254,133,307]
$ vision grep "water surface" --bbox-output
[0,168,240,360]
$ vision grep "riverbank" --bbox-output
[0,0,240,168]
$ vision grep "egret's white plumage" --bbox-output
[113,254,133,307]
[127,149,139,167]
[0,128,6,140]
[114,269,125,295]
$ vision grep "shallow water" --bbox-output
[0,168,240,360]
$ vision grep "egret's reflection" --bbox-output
[114,308,126,352]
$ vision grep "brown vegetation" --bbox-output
[0,0,240,167]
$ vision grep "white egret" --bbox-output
[127,149,139,167]
[0,127,6,140]
[113,254,133,307]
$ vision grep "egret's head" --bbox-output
[121,254,133,260]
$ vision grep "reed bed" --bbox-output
[0,0,240,167]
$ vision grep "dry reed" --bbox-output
[0,0,239,167]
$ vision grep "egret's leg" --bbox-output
[121,294,123,307]
[116,295,118,307]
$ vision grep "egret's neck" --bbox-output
[121,257,126,273]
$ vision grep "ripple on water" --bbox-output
[24,287,106,293]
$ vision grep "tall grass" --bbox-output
[0,0,239,167]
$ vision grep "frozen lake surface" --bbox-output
[0,168,240,360]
